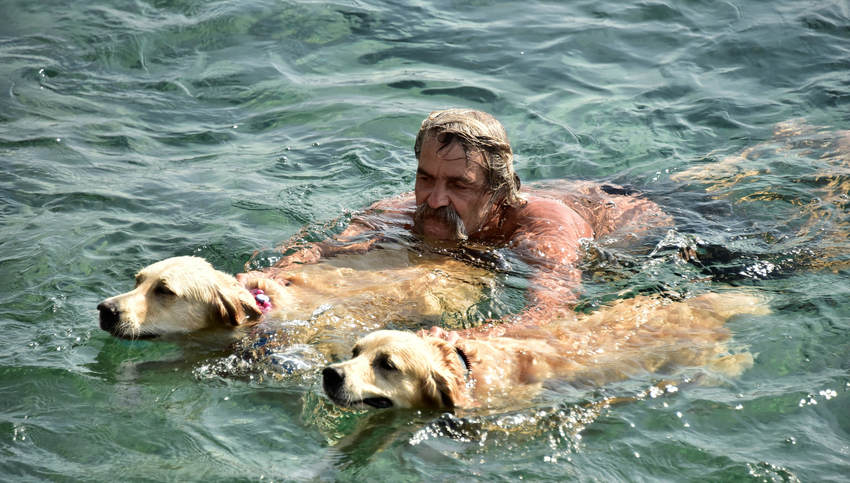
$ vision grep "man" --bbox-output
[239,109,669,327]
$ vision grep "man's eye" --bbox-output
[449,180,477,192]
[154,285,175,296]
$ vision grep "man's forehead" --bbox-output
[420,135,485,172]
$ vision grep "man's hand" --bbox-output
[236,270,292,288]
[418,326,460,345]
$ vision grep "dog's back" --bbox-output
[455,292,768,403]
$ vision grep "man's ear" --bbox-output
[214,283,262,326]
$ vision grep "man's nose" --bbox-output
[428,182,449,208]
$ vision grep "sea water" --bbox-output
[1,0,849,481]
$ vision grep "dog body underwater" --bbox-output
[322,292,769,411]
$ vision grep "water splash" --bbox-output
[194,343,326,380]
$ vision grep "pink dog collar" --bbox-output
[250,289,272,312]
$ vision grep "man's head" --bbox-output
[413,109,521,240]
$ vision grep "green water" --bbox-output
[2,0,849,481]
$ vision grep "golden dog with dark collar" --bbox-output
[322,292,768,410]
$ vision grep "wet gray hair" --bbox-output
[414,109,521,206]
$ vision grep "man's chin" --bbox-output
[416,220,465,241]
[421,224,451,240]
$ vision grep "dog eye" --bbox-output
[375,355,396,372]
[154,285,175,297]
[134,276,142,288]
[352,346,361,358]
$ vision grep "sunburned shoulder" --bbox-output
[343,193,415,234]
[517,195,572,215]
[516,182,671,240]
[367,193,415,212]
[513,196,593,233]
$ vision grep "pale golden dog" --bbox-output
[97,252,492,346]
[97,257,263,342]
[322,292,768,410]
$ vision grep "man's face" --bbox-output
[414,135,495,240]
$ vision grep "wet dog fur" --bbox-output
[97,254,490,347]
[322,292,768,410]
[97,257,266,342]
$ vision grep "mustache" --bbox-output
[413,204,468,240]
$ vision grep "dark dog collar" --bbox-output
[455,346,471,382]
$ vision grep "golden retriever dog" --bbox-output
[97,251,493,347]
[97,256,263,342]
[322,292,768,410]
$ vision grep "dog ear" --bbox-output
[420,338,466,409]
[431,370,460,409]
[213,280,262,326]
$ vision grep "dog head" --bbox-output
[322,330,470,410]
[97,256,262,340]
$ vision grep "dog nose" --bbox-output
[97,301,119,332]
[322,367,345,392]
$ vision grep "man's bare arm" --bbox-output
[238,195,416,285]
[506,201,592,325]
